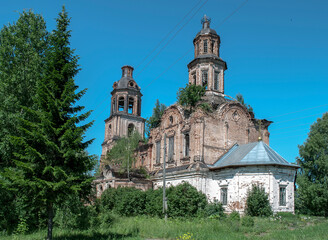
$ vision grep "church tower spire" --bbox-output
[187,15,227,98]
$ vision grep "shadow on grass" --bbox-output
[54,232,134,240]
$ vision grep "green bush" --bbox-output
[245,184,272,217]
[202,200,225,218]
[228,211,240,221]
[241,216,254,227]
[145,188,163,217]
[166,182,207,218]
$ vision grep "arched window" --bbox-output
[204,40,208,53]
[128,97,134,114]
[108,124,112,137]
[118,97,125,111]
[202,70,208,89]
[128,123,135,136]
[169,116,173,125]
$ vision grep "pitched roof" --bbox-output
[209,141,299,169]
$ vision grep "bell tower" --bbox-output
[101,65,145,160]
[187,15,227,101]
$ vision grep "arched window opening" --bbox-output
[169,116,173,125]
[168,136,174,162]
[112,99,116,113]
[128,97,134,114]
[211,40,215,53]
[214,71,219,90]
[128,123,135,136]
[184,133,190,157]
[202,70,208,90]
[118,97,125,111]
[204,40,208,53]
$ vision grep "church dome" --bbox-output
[195,15,218,37]
[113,65,140,90]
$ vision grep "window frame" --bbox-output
[279,186,287,206]
[220,187,228,205]
[168,136,174,161]
[204,39,208,53]
[156,141,161,164]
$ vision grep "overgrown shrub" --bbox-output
[228,211,240,221]
[54,195,97,230]
[145,188,163,217]
[166,182,207,218]
[241,216,254,227]
[245,184,272,217]
[202,200,225,218]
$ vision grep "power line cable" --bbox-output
[135,0,204,70]
[274,113,323,124]
[135,0,209,77]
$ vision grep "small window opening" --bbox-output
[169,116,173,125]
[156,141,161,164]
[192,73,196,85]
[202,71,208,89]
[168,137,174,161]
[196,42,199,55]
[112,99,116,113]
[214,71,219,90]
[118,97,125,111]
[221,187,228,205]
[204,40,208,53]
[184,133,190,157]
[129,81,134,87]
[128,97,134,114]
[211,40,215,53]
[279,186,286,206]
[128,123,135,136]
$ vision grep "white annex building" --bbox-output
[95,15,299,214]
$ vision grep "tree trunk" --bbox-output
[47,202,54,240]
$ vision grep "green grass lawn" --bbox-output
[1,215,327,240]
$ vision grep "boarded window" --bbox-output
[221,187,228,205]
[156,141,161,164]
[202,71,208,89]
[204,40,208,53]
[279,186,286,206]
[214,71,219,90]
[118,97,125,111]
[128,97,134,114]
[168,137,174,161]
[184,133,190,157]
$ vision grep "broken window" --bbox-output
[192,73,196,85]
[118,97,125,111]
[128,97,134,114]
[204,40,208,53]
[279,186,286,206]
[168,137,174,161]
[202,71,208,89]
[128,123,135,136]
[214,71,219,90]
[156,141,161,164]
[184,133,190,157]
[221,187,228,205]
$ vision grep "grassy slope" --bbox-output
[1,216,327,240]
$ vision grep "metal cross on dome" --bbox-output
[201,14,211,24]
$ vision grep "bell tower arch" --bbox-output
[101,65,145,160]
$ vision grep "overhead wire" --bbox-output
[135,0,209,77]
[135,0,204,70]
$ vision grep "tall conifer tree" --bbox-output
[2,7,95,240]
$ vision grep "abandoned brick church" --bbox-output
[95,16,299,213]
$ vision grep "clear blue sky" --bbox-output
[1,0,327,165]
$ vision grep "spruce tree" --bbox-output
[2,7,95,240]
[297,112,328,216]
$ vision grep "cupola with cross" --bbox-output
[187,15,227,98]
[101,65,145,159]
